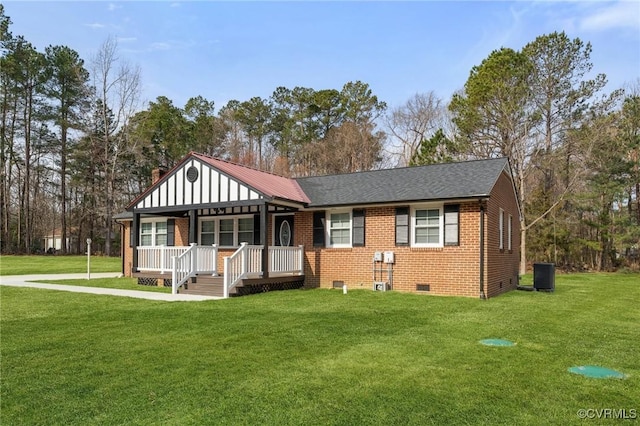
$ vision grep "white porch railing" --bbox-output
[138,244,303,298]
[269,245,304,274]
[137,245,218,274]
[223,244,304,298]
[223,243,263,298]
[137,244,219,294]
[137,246,187,274]
[171,243,197,294]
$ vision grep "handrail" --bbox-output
[171,243,197,294]
[223,243,263,298]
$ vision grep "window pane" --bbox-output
[416,209,439,226]
[155,222,167,233]
[141,235,152,246]
[427,227,439,243]
[238,218,253,232]
[201,221,215,233]
[219,233,234,246]
[499,209,504,249]
[427,212,439,226]
[219,219,234,246]
[235,218,253,244]
[415,228,428,243]
[201,233,215,246]
[201,220,216,245]
[238,231,253,244]
[220,219,234,232]
[156,235,167,246]
[415,227,439,244]
[415,210,428,226]
[329,212,350,245]
[330,213,350,228]
[141,223,152,234]
[330,228,350,245]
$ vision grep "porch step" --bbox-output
[178,276,237,297]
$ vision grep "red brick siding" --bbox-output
[174,218,189,246]
[297,203,482,298]
[484,171,520,297]
[123,221,132,276]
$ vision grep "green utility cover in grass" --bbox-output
[568,365,626,379]
[479,339,516,347]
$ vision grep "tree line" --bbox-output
[1,6,638,271]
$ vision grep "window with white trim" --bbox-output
[328,211,351,248]
[219,218,234,246]
[200,220,216,245]
[238,217,254,244]
[199,216,255,247]
[499,208,504,250]
[412,206,442,247]
[140,220,167,246]
[508,214,512,251]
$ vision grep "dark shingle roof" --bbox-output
[295,157,509,207]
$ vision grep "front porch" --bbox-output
[133,243,305,298]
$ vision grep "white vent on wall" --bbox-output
[373,282,388,292]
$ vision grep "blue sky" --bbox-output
[4,1,640,111]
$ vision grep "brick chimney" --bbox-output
[151,167,167,184]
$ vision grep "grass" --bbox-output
[1,273,638,425]
[34,277,172,293]
[0,255,167,293]
[0,255,121,275]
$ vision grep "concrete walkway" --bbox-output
[0,273,221,301]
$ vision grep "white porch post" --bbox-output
[298,245,304,274]
[171,256,177,295]
[160,245,166,274]
[223,256,230,298]
[261,202,269,278]
[211,244,218,276]
[240,242,247,274]
[189,242,197,273]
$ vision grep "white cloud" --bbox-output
[117,37,137,43]
[84,23,106,29]
[150,42,172,51]
[580,1,640,32]
[108,3,122,12]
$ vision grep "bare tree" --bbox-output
[89,36,141,255]
[385,92,447,166]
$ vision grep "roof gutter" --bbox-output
[302,195,492,211]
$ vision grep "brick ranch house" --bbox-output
[115,151,521,298]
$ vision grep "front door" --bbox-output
[274,215,294,246]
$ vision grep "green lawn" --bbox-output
[0,255,121,275]
[35,277,172,293]
[1,273,638,425]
